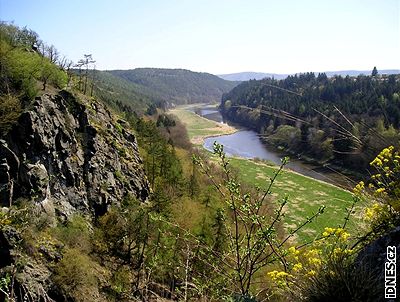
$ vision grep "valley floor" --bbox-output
[169,105,237,145]
[170,105,355,243]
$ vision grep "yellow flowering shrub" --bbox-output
[282,146,400,300]
[369,146,400,203]
[269,146,399,298]
[279,226,353,288]
[321,227,350,241]
[292,263,302,272]
[356,145,400,232]
[267,270,293,288]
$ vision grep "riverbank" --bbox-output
[169,106,237,145]
[169,105,355,243]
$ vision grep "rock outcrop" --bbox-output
[355,226,400,301]
[0,90,150,218]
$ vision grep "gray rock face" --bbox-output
[355,226,400,301]
[0,90,150,218]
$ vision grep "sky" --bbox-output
[1,0,399,74]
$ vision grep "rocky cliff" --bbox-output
[0,90,150,218]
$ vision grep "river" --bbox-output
[196,105,354,189]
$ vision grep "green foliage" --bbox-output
[53,248,100,302]
[95,196,150,268]
[0,94,21,137]
[134,118,184,191]
[269,124,301,150]
[109,266,131,297]
[54,215,92,253]
[301,257,380,302]
[0,22,67,125]
[90,69,152,114]
[0,35,67,98]
[307,128,334,161]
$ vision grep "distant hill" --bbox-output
[218,70,400,81]
[106,68,239,105]
[218,72,288,81]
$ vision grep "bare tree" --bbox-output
[75,54,96,94]
[83,54,95,95]
[65,60,74,86]
[45,45,59,64]
[74,60,85,91]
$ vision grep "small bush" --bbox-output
[53,215,91,253]
[0,94,21,136]
[53,248,100,302]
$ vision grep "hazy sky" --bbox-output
[1,0,399,74]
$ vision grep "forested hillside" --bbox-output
[107,68,238,105]
[91,70,153,114]
[221,72,400,170]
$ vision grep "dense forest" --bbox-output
[221,72,400,170]
[91,70,154,114]
[1,22,399,302]
[218,70,400,82]
[107,68,238,105]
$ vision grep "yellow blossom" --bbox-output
[333,228,350,241]
[288,246,300,255]
[365,202,383,221]
[343,248,353,255]
[293,263,303,272]
[307,270,316,277]
[353,181,365,194]
[365,207,374,220]
[370,157,382,167]
[333,247,343,257]
[267,270,278,279]
[268,270,292,281]
[308,257,322,266]
[322,227,336,237]
[276,271,291,278]
[306,249,320,258]
[340,231,350,241]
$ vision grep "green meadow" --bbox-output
[229,157,353,242]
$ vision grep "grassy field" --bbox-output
[229,157,353,242]
[169,106,237,144]
[170,106,355,243]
